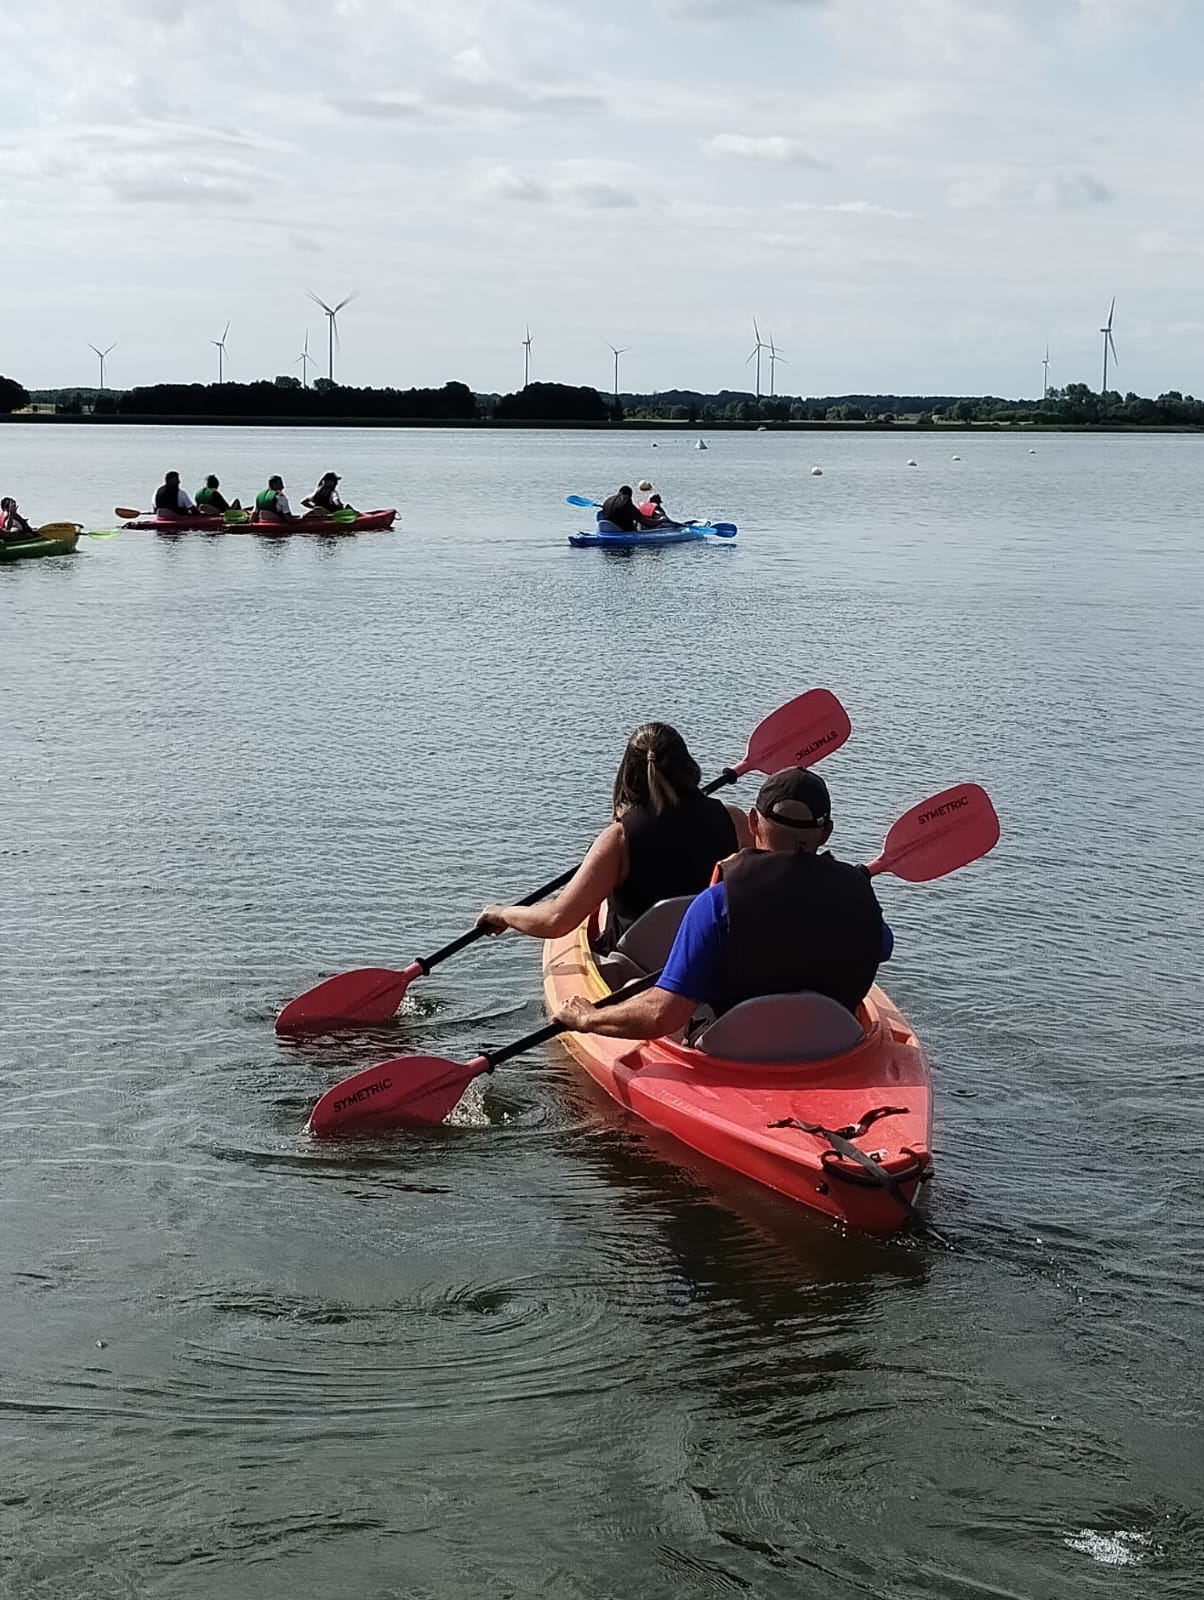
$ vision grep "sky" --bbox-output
[2,0,1202,398]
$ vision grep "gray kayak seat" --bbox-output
[692,991,865,1064]
[594,894,696,988]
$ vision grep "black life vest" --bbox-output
[599,792,738,952]
[718,848,883,1014]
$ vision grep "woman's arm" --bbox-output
[477,822,626,941]
[725,802,752,850]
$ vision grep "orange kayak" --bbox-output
[542,918,934,1235]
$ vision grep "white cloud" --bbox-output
[1136,229,1204,258]
[704,133,827,165]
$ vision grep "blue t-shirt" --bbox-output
[658,882,893,1006]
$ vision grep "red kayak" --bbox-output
[123,509,397,534]
[542,917,933,1234]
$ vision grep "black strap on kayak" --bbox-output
[769,1106,950,1247]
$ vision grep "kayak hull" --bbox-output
[569,521,731,549]
[123,509,397,534]
[542,920,933,1234]
[0,531,80,562]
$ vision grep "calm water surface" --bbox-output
[1,426,1201,1598]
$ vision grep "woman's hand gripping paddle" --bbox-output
[304,779,999,1138]
[274,687,852,1034]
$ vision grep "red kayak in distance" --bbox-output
[122,509,398,534]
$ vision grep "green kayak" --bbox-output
[0,530,80,563]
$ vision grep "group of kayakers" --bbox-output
[477,722,889,1039]
[599,483,678,531]
[153,470,352,523]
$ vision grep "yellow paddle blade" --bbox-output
[35,522,83,538]
[115,506,141,520]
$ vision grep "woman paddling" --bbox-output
[477,722,750,952]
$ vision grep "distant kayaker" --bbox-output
[1,497,35,540]
[154,471,199,519]
[253,476,295,523]
[194,475,235,514]
[639,493,673,524]
[600,486,656,532]
[477,722,750,951]
[551,767,891,1041]
[302,472,344,516]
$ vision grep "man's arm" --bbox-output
[555,986,696,1040]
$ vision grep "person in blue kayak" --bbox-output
[551,767,891,1040]
[253,476,295,523]
[194,475,236,513]
[477,722,751,952]
[599,486,656,532]
[639,492,674,524]
[154,471,200,519]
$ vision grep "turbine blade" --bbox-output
[307,289,334,314]
[1107,296,1115,327]
[334,290,359,314]
[1108,332,1118,363]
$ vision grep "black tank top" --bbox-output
[718,848,883,1014]
[598,792,738,952]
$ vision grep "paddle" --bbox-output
[864,783,999,881]
[566,494,601,507]
[307,975,660,1137]
[568,499,736,539]
[34,522,82,539]
[304,780,1000,1138]
[274,686,852,1034]
[115,507,142,520]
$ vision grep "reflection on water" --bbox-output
[1,426,1202,1598]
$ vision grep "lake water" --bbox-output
[1,424,1201,1598]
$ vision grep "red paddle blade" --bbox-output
[307,1053,489,1137]
[730,687,851,778]
[867,783,1000,883]
[275,962,423,1034]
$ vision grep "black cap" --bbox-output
[322,472,340,482]
[754,767,832,829]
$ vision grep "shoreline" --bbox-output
[3,415,1203,433]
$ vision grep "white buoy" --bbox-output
[906,458,918,467]
[810,466,823,476]
[696,438,708,450]
[1029,447,1037,454]
[637,479,653,492]
[952,455,961,462]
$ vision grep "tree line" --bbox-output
[5,373,1204,426]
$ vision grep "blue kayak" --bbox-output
[568,519,736,549]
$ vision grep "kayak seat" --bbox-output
[693,992,864,1064]
[593,895,696,989]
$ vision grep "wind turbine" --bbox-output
[211,321,230,384]
[89,341,116,390]
[295,331,313,388]
[607,342,630,401]
[306,289,358,382]
[1042,343,1051,398]
[745,319,769,399]
[767,334,787,398]
[522,325,533,388]
[1099,298,1118,395]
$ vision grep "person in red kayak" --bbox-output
[552,767,890,1040]
[253,476,296,523]
[302,472,345,516]
[477,722,751,952]
[154,471,201,519]
[599,486,656,532]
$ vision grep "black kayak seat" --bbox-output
[595,895,696,988]
[692,992,865,1064]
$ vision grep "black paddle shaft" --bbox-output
[415,770,739,975]
[483,972,660,1072]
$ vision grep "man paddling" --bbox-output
[195,474,236,514]
[600,486,656,532]
[553,768,889,1041]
